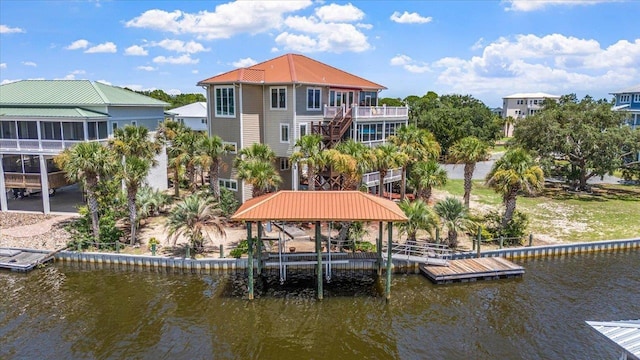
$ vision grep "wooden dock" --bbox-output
[0,247,56,272]
[420,257,524,284]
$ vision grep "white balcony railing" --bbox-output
[324,105,409,120]
[0,139,107,152]
[362,167,403,187]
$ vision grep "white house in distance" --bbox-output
[610,84,640,130]
[502,92,561,136]
[165,102,208,132]
[0,80,168,214]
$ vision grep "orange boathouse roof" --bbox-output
[198,53,386,91]
[231,191,407,222]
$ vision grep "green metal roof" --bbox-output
[0,80,168,107]
[0,107,108,118]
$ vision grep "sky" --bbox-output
[1,0,639,108]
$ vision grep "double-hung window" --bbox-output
[307,88,321,111]
[280,123,290,143]
[271,87,287,110]
[215,86,235,117]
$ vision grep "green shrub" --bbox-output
[218,188,240,218]
[482,210,529,246]
[66,206,123,250]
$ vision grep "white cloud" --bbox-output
[390,54,430,73]
[191,69,199,74]
[503,0,619,11]
[472,38,485,51]
[432,33,640,96]
[57,70,86,80]
[152,39,209,53]
[125,45,148,56]
[315,3,364,22]
[277,14,370,53]
[357,23,373,30]
[66,39,89,50]
[125,1,312,40]
[0,63,6,69]
[22,61,37,67]
[137,65,156,71]
[271,47,279,53]
[0,24,25,34]
[390,11,432,24]
[232,57,258,67]
[85,42,117,53]
[153,54,199,65]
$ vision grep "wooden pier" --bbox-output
[420,257,524,284]
[0,248,56,272]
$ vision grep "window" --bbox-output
[358,123,383,142]
[633,94,640,102]
[17,121,38,139]
[201,118,207,124]
[223,141,237,154]
[215,86,235,117]
[299,123,308,138]
[307,88,321,110]
[280,123,290,143]
[131,120,137,127]
[359,91,377,106]
[112,122,118,133]
[0,121,17,139]
[516,99,524,105]
[62,122,84,140]
[620,95,630,103]
[385,123,400,138]
[271,87,287,109]
[330,90,354,107]
[280,158,290,171]
[219,179,238,191]
[87,121,108,140]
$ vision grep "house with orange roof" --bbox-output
[198,53,408,202]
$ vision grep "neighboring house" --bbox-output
[502,92,560,136]
[165,102,208,132]
[610,84,640,130]
[490,107,503,117]
[0,80,169,214]
[197,53,409,202]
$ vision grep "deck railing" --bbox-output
[362,168,402,186]
[0,139,106,152]
[323,105,408,120]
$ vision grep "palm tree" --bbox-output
[434,197,475,248]
[196,135,227,199]
[172,130,203,191]
[389,125,441,199]
[449,136,491,208]
[156,120,189,197]
[111,125,161,245]
[119,156,151,245]
[485,148,544,227]
[335,139,372,190]
[236,159,282,197]
[370,143,408,197]
[54,142,116,240]
[165,193,226,253]
[408,160,448,203]
[234,143,281,197]
[290,134,323,191]
[397,198,439,244]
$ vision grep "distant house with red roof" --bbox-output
[198,53,408,202]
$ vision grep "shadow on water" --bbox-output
[220,269,383,299]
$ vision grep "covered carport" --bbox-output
[231,190,408,300]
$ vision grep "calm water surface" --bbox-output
[1,251,638,359]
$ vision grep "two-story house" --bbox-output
[0,80,168,213]
[502,92,560,136]
[610,85,640,130]
[197,53,408,202]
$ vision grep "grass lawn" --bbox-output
[438,179,640,242]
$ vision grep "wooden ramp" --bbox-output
[420,257,524,284]
[0,248,55,272]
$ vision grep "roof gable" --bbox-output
[166,102,207,117]
[0,80,168,107]
[198,53,385,90]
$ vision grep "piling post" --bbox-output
[435,228,440,245]
[528,233,533,247]
[151,243,156,256]
[377,221,383,275]
[219,244,224,258]
[476,227,482,258]
[316,221,323,300]
[247,222,254,300]
[385,222,393,302]
[256,221,262,275]
[499,236,503,249]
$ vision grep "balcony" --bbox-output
[0,139,108,153]
[362,168,403,187]
[324,105,408,121]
